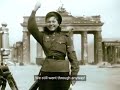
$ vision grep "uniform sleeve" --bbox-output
[27,11,43,45]
[66,34,79,77]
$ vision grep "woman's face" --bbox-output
[46,16,59,31]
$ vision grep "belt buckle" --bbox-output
[52,56,55,59]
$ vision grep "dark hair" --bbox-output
[45,11,62,24]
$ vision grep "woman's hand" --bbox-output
[71,80,76,86]
[33,1,41,12]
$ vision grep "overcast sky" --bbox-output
[0,0,120,46]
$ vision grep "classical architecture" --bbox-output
[11,41,23,65]
[21,7,103,64]
[102,40,120,64]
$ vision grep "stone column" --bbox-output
[110,46,113,63]
[94,31,102,64]
[81,31,88,64]
[104,45,108,62]
[36,42,43,58]
[117,46,119,62]
[103,43,108,61]
[22,27,30,64]
[114,46,117,63]
[118,47,120,62]
[16,42,23,65]
[108,46,115,63]
[13,45,17,62]
[118,47,120,59]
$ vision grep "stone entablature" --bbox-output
[22,15,103,33]
[22,15,102,24]
[103,41,120,46]
[21,7,103,30]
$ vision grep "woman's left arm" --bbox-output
[66,34,80,77]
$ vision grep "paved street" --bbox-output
[5,65,120,90]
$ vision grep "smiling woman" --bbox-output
[27,1,79,90]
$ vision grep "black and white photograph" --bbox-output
[0,0,120,90]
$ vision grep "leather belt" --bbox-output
[46,55,65,60]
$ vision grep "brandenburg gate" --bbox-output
[21,7,103,64]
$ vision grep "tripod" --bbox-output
[0,65,18,90]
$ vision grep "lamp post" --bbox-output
[0,22,10,65]
[1,23,10,55]
[0,27,3,65]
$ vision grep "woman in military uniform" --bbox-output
[27,1,79,90]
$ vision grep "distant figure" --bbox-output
[27,1,79,90]
[98,61,112,68]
